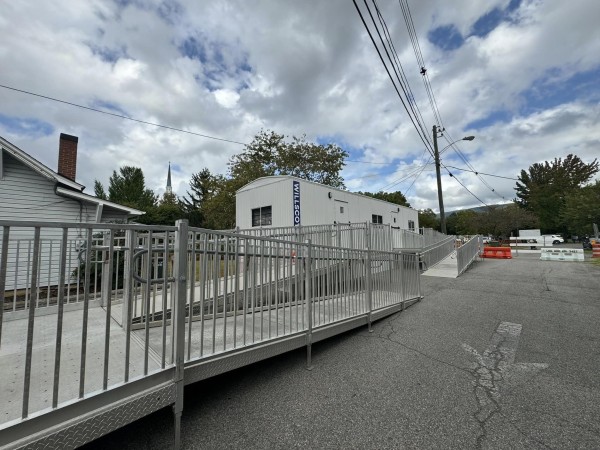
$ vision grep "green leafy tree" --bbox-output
[195,129,349,229]
[473,204,538,238]
[445,210,478,235]
[229,129,348,188]
[201,178,238,230]
[418,208,439,230]
[357,191,410,207]
[515,154,598,233]
[560,180,600,237]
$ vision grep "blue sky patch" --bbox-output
[466,109,512,130]
[0,113,54,137]
[428,24,464,51]
[157,0,182,25]
[181,35,252,92]
[470,8,504,38]
[180,36,208,63]
[89,43,126,63]
[520,65,600,114]
[470,0,522,37]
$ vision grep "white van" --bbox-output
[543,235,564,244]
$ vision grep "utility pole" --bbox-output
[433,125,447,234]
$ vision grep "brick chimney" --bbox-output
[58,133,78,181]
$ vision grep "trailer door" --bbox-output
[334,200,349,223]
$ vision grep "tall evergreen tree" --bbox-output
[181,168,223,227]
[94,166,157,211]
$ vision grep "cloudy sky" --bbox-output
[1,0,599,212]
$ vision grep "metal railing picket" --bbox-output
[456,235,481,276]
[420,237,456,271]
[1,219,424,449]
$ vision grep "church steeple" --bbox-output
[166,162,172,195]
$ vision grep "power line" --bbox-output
[441,163,490,208]
[403,155,434,196]
[399,0,444,129]
[352,0,435,158]
[444,165,518,181]
[372,0,433,156]
[0,83,248,146]
[442,134,509,200]
[396,2,508,201]
[346,159,395,165]
[377,161,433,192]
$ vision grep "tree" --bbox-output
[201,178,238,230]
[180,168,223,227]
[560,180,600,237]
[190,129,349,229]
[228,130,348,189]
[515,154,598,233]
[94,180,107,200]
[445,210,478,235]
[357,191,410,207]
[418,208,439,230]
[474,204,538,238]
[95,166,157,211]
[137,190,185,225]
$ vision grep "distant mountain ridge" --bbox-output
[441,203,512,217]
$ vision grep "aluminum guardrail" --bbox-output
[419,236,457,271]
[456,235,482,276]
[0,220,422,449]
[233,223,451,252]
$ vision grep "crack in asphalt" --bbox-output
[364,316,553,449]
[462,336,509,449]
[359,314,472,376]
[462,322,550,449]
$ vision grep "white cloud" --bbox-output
[0,0,598,214]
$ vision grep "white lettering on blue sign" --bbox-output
[293,181,301,226]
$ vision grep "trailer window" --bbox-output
[252,206,272,226]
[372,214,383,224]
[408,220,415,231]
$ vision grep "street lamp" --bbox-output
[432,125,475,235]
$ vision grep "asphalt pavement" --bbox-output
[84,253,600,449]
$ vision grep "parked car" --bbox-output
[582,237,592,250]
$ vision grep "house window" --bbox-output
[340,206,344,213]
[252,206,272,227]
[408,220,415,231]
[372,214,383,224]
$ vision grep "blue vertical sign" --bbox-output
[293,180,301,226]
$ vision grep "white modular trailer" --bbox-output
[236,175,419,230]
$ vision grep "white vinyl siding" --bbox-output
[1,153,91,290]
[0,153,86,223]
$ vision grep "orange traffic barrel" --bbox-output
[592,243,600,258]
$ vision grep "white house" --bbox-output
[236,175,419,230]
[0,133,143,291]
